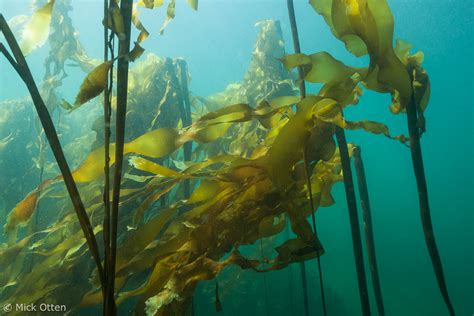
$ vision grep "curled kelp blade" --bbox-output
[127,42,145,62]
[393,39,431,131]
[64,60,113,111]
[132,5,150,43]
[309,0,368,57]
[159,0,176,35]
[3,189,39,235]
[310,0,413,110]
[104,0,126,40]
[3,179,53,241]
[19,0,55,55]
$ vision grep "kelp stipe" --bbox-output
[286,0,327,315]
[108,0,134,314]
[334,127,371,315]
[353,146,385,316]
[405,72,455,316]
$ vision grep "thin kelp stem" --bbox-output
[299,261,310,316]
[109,0,133,314]
[103,0,113,314]
[406,74,455,316]
[168,59,192,197]
[259,239,271,316]
[303,152,327,315]
[286,0,305,97]
[0,12,105,292]
[287,1,371,312]
[176,59,193,197]
[335,128,371,315]
[285,222,296,315]
[353,146,385,316]
[286,1,327,315]
[175,59,195,315]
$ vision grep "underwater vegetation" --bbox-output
[0,0,461,315]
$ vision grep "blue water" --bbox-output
[0,0,472,315]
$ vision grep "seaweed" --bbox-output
[0,9,106,301]
[286,1,327,315]
[102,0,115,314]
[0,1,454,315]
[405,71,455,316]
[108,1,134,314]
[353,146,385,316]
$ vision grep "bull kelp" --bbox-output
[0,0,472,316]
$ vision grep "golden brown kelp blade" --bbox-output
[78,61,113,104]
[131,6,150,43]
[19,0,55,55]
[0,12,105,297]
[405,73,455,316]
[137,0,164,9]
[104,0,126,40]
[353,146,385,316]
[309,0,412,111]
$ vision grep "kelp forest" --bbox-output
[0,0,463,315]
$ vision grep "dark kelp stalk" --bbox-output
[335,128,371,316]
[405,73,455,316]
[353,146,385,316]
[108,0,134,314]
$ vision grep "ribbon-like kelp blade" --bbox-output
[159,0,176,34]
[0,13,105,298]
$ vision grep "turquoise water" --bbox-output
[0,0,472,315]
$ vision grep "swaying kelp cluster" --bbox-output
[0,0,453,315]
